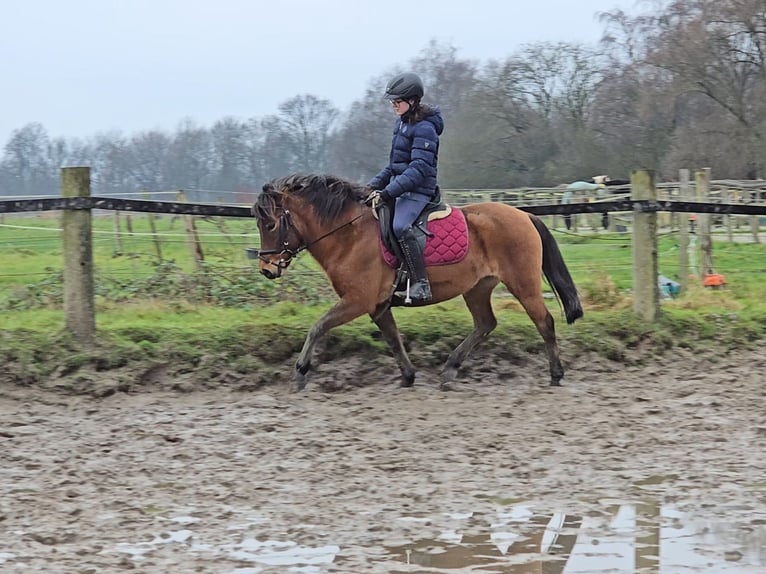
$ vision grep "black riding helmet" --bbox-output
[383,72,424,100]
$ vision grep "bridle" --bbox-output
[250,210,301,274]
[251,207,365,274]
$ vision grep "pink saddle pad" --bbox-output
[380,208,469,268]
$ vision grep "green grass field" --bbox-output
[2,212,765,384]
[3,213,763,297]
[0,213,259,283]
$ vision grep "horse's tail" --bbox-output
[529,215,584,324]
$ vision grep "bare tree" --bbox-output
[1,123,56,195]
[408,40,478,116]
[165,119,212,190]
[259,115,299,180]
[441,42,611,187]
[601,0,766,177]
[128,130,172,191]
[90,132,132,195]
[276,94,339,173]
[328,86,396,181]
[209,117,251,190]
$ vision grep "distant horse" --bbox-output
[252,173,583,391]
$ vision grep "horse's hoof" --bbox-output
[549,380,562,387]
[399,372,415,388]
[440,364,459,382]
[290,371,308,392]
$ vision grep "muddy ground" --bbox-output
[1,346,765,573]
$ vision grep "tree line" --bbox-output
[1,0,764,198]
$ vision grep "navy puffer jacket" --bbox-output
[368,106,444,200]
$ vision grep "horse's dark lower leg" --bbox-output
[293,321,322,391]
[518,299,564,386]
[441,280,498,384]
[292,300,365,391]
[537,313,564,385]
[371,307,416,387]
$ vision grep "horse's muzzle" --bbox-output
[260,267,279,280]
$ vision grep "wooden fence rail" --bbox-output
[3,167,766,343]
[4,194,766,218]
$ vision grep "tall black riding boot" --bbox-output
[396,227,432,304]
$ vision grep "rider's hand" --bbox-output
[365,189,385,209]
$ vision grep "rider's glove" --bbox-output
[365,189,390,210]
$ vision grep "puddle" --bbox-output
[110,515,339,573]
[91,500,765,573]
[382,502,765,573]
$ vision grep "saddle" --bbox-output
[376,200,469,269]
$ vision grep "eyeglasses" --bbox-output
[389,98,405,105]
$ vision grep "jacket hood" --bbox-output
[424,106,444,135]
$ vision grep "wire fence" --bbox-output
[3,173,766,313]
[0,211,758,286]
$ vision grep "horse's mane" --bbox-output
[254,173,367,224]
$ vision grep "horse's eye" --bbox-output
[267,222,278,232]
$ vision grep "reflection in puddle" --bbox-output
[219,538,339,569]
[384,502,765,573]
[111,515,339,573]
[102,500,764,573]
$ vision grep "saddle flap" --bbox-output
[378,207,468,268]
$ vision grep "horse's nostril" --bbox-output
[261,268,276,280]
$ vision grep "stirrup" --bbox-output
[393,278,411,303]
[404,278,414,305]
[395,278,432,304]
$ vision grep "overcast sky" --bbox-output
[0,0,640,145]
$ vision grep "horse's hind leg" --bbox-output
[515,293,564,386]
[371,307,416,387]
[441,277,499,385]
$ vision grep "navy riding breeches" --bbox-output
[392,194,431,237]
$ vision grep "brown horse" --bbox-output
[252,173,583,391]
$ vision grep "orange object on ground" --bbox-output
[703,273,726,287]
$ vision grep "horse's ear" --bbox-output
[262,182,274,193]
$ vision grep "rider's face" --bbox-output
[389,98,411,116]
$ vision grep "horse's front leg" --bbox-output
[371,306,416,387]
[292,299,366,392]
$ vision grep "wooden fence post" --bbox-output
[678,169,691,292]
[725,188,734,242]
[176,190,204,270]
[143,191,163,262]
[61,166,95,344]
[696,168,714,275]
[631,169,660,321]
[113,210,124,254]
[750,188,761,244]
